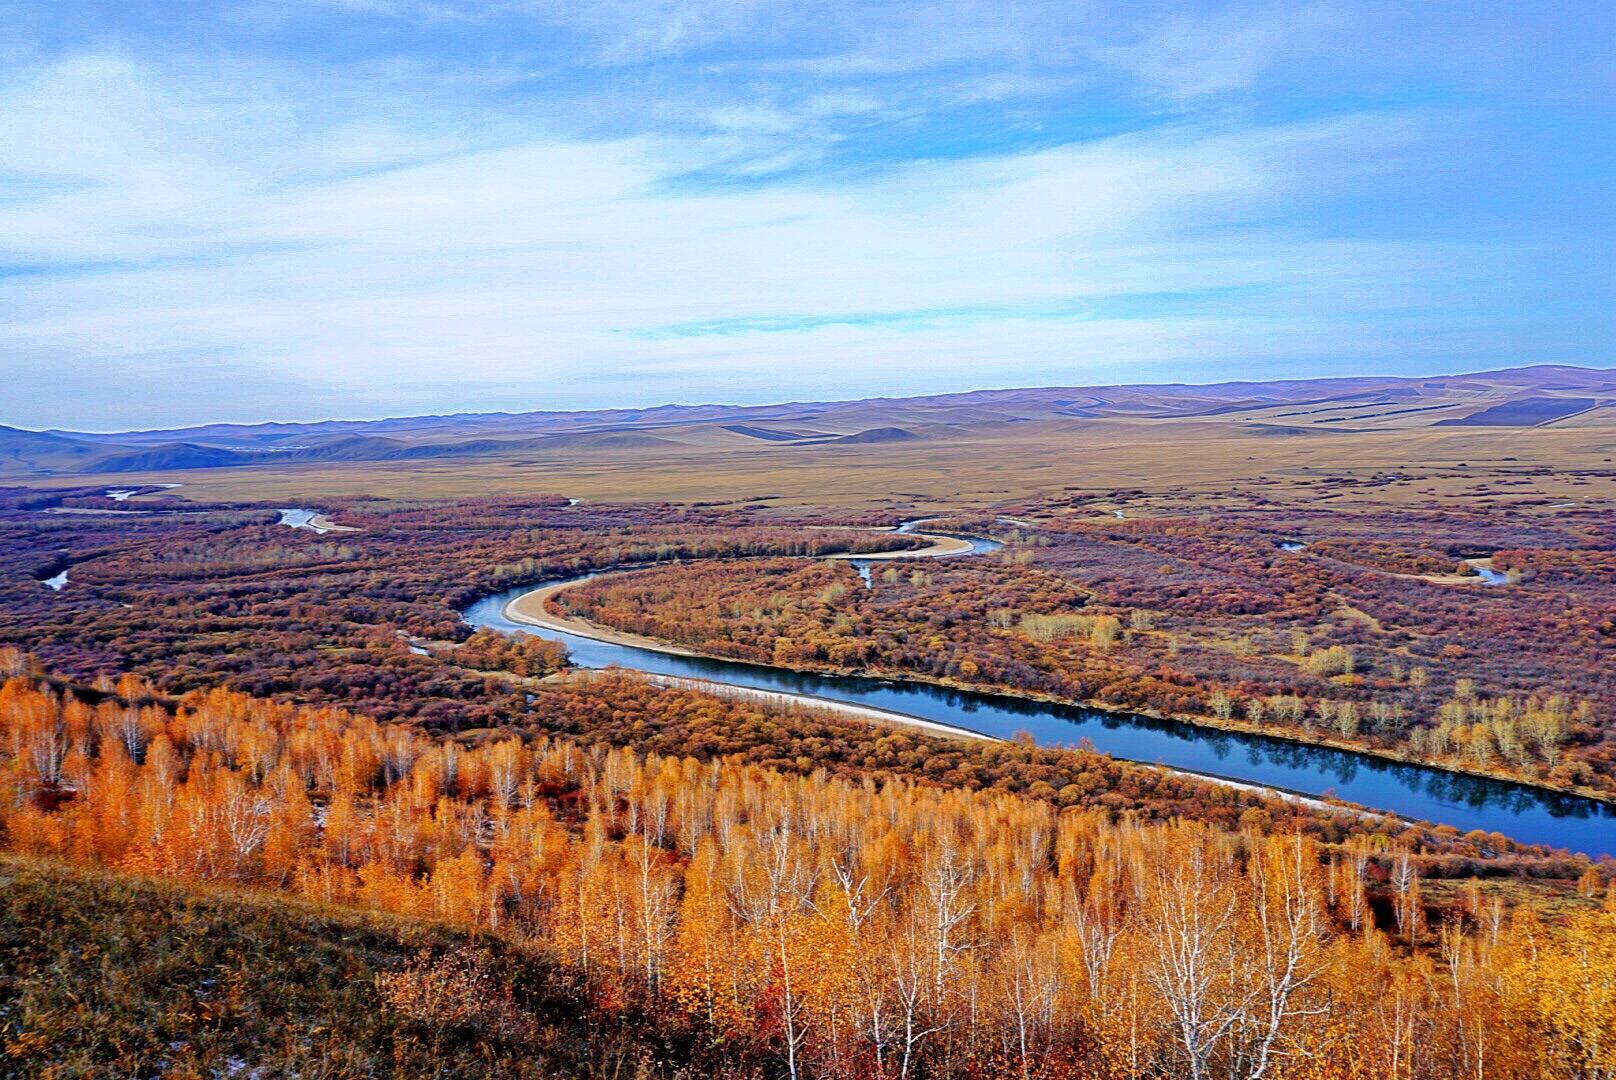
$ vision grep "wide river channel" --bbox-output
[463,531,1616,856]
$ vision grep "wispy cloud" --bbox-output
[627,288,1269,339]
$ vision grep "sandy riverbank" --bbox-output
[1412,557,1512,586]
[823,533,973,559]
[46,507,153,516]
[505,581,713,656]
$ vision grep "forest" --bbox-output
[2,671,1614,1079]
[3,486,1616,1076]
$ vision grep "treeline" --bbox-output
[0,649,1463,854]
[522,673,1397,848]
[2,675,1612,1080]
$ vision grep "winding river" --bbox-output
[463,525,1616,856]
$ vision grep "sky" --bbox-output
[1,1,1612,430]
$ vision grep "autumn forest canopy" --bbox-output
[1,466,1615,1078]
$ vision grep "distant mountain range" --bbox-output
[5,364,1614,478]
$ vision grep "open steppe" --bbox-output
[6,364,1615,512]
[37,419,1616,513]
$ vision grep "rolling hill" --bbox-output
[4,365,1614,509]
[0,425,127,473]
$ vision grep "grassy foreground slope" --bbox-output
[0,855,740,1080]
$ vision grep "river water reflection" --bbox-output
[464,578,1616,856]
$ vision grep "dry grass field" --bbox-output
[28,413,1616,513]
[6,364,1612,512]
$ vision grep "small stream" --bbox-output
[1467,562,1512,585]
[1283,541,1513,586]
[846,521,1003,589]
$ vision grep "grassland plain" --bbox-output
[8,365,1615,511]
[26,417,1616,511]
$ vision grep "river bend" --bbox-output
[462,528,1615,855]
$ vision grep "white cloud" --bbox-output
[0,33,1593,427]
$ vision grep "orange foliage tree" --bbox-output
[1,672,1611,1079]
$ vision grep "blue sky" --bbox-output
[1,1,1611,429]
